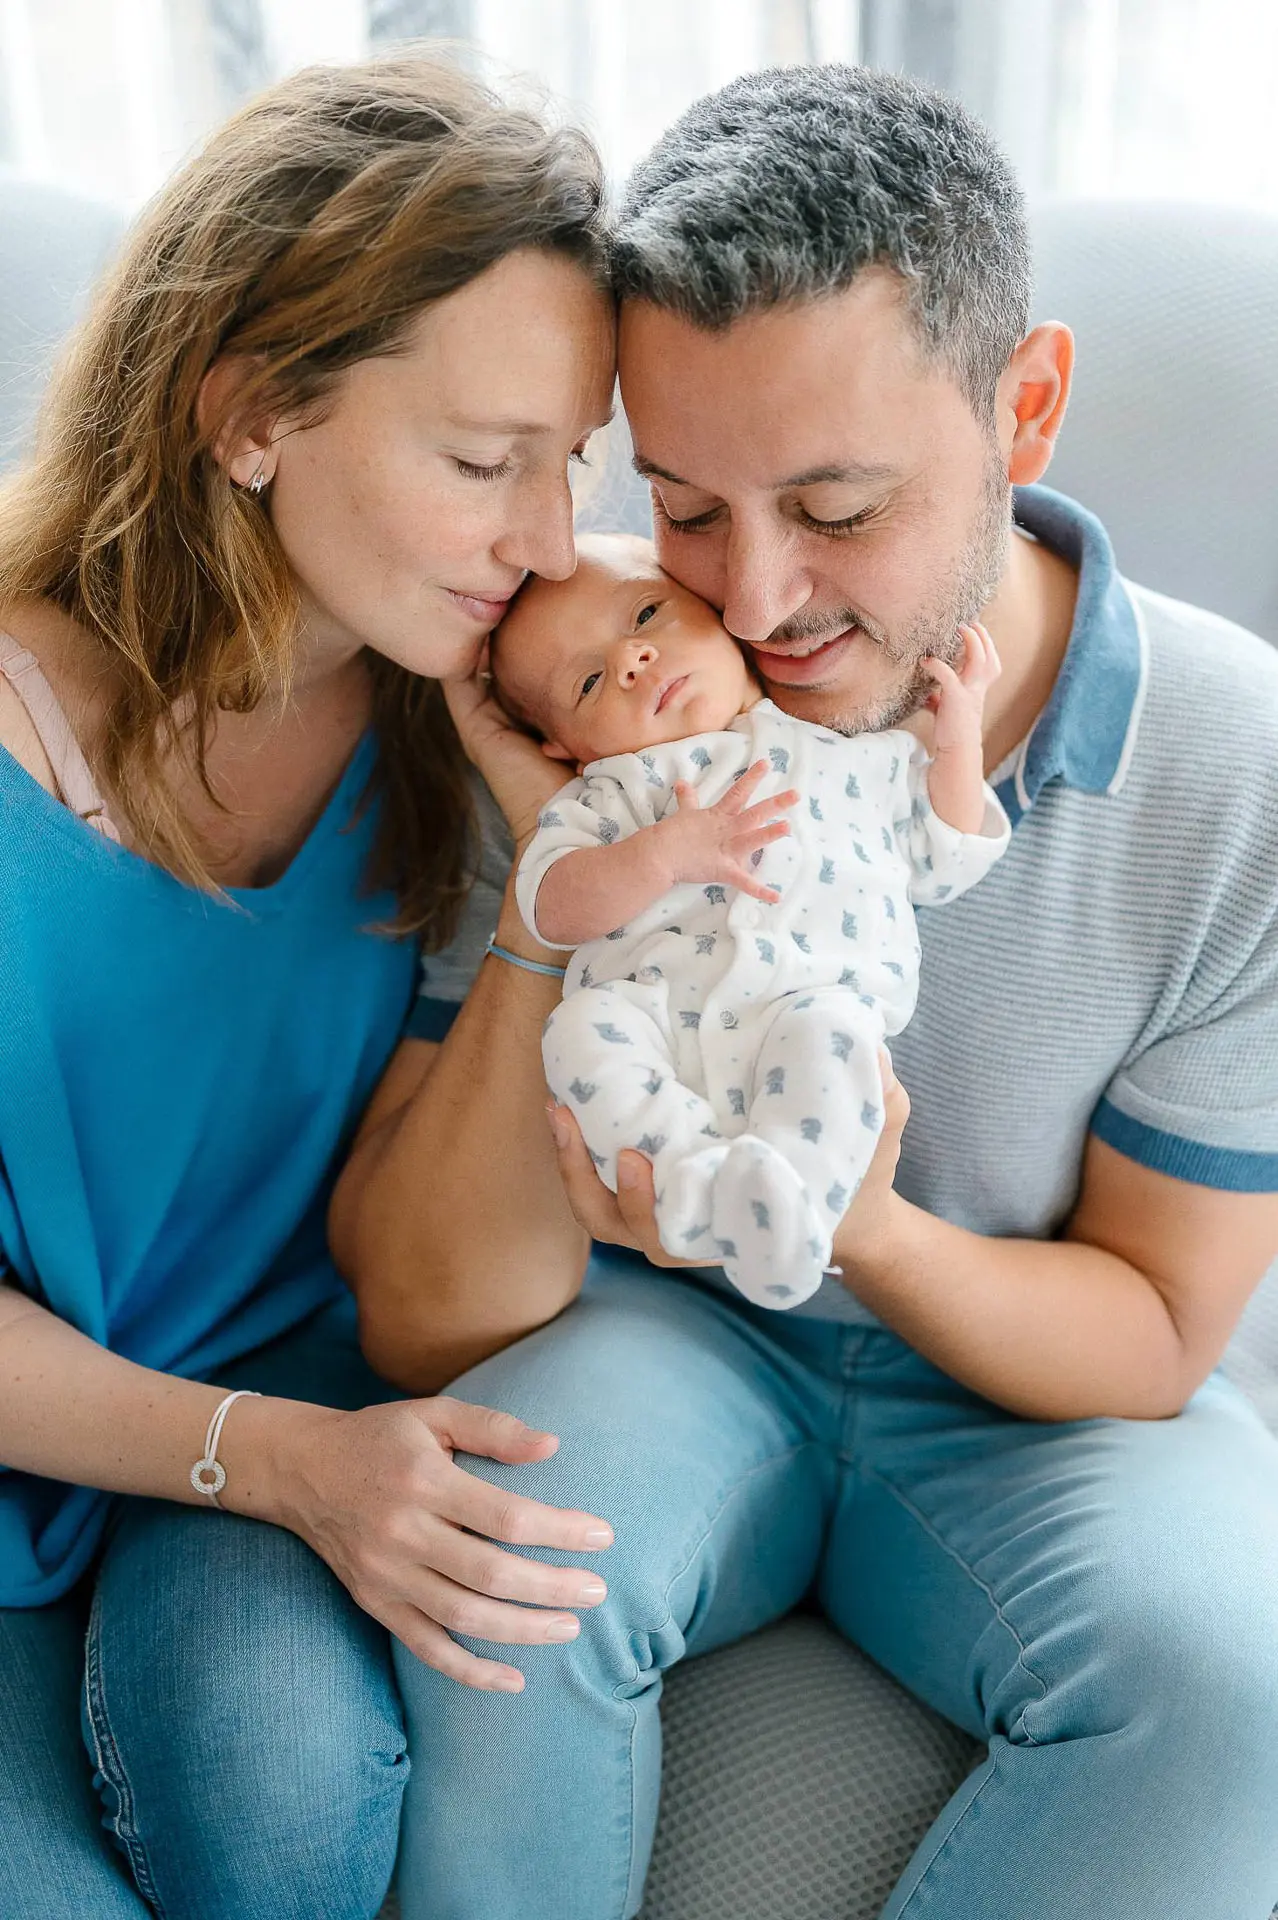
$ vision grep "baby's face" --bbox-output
[493,533,756,764]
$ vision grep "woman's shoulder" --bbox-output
[0,643,60,799]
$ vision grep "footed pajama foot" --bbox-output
[710,1135,829,1308]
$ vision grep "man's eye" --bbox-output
[797,504,878,536]
[636,603,659,627]
[652,494,722,533]
[580,671,602,698]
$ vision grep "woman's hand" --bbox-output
[545,1048,912,1281]
[444,656,570,849]
[264,1394,614,1693]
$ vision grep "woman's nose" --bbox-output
[615,642,659,687]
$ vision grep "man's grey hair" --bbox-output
[613,64,1032,418]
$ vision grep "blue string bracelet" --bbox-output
[485,937,567,979]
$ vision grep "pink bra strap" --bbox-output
[0,632,121,841]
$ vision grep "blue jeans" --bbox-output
[395,1255,1278,1920]
[5,1264,1278,1918]
[0,1294,410,1919]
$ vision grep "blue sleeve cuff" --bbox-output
[1091,1097,1278,1193]
[403,996,462,1044]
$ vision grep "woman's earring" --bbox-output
[245,452,270,496]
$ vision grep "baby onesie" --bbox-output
[517,698,1010,1307]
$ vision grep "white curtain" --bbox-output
[0,0,1274,212]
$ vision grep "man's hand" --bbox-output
[545,1047,912,1283]
[656,759,798,903]
[829,1050,912,1281]
[923,622,1002,756]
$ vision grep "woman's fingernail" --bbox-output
[583,1525,614,1547]
[617,1156,640,1188]
[578,1580,608,1603]
[492,1672,524,1693]
[546,1616,580,1641]
[545,1104,569,1149]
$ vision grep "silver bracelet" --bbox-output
[191,1389,261,1506]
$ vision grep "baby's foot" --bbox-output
[710,1135,829,1309]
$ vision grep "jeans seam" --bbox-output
[83,1580,167,1916]
[893,1748,1001,1917]
[613,1437,822,1916]
[856,1459,1049,1747]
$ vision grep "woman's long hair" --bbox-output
[0,54,609,942]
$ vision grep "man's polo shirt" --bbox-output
[407,486,1278,1324]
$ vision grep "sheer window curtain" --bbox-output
[0,0,1274,212]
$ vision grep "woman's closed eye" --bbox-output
[454,456,514,482]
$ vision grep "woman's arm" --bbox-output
[0,1283,613,1691]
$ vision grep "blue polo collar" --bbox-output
[997,485,1148,827]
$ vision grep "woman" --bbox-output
[0,55,617,1918]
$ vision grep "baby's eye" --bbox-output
[580,670,602,699]
[636,602,660,627]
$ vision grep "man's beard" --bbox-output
[760,449,1013,736]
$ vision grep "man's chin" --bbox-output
[756,660,927,737]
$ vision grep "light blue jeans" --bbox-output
[4,1262,1278,1918]
[0,1294,409,1919]
[396,1255,1278,1920]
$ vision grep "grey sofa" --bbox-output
[2,184,1274,1918]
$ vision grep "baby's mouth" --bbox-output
[654,674,688,714]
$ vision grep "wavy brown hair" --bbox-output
[0,54,609,943]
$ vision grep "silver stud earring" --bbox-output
[248,469,267,496]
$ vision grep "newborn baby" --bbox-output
[492,533,1010,1308]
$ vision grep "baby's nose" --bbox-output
[616,642,659,687]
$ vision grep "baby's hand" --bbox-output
[922,623,1002,755]
[659,760,798,904]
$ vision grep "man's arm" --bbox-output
[329,879,593,1395]
[543,1064,1277,1422]
[837,1128,1278,1421]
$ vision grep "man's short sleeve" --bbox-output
[404,774,514,1043]
[1092,848,1278,1193]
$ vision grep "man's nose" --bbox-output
[720,524,812,645]
[615,641,659,687]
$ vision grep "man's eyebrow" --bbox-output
[631,454,898,488]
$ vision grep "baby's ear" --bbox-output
[541,739,577,764]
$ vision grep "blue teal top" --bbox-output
[0,732,419,1605]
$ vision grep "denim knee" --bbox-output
[86,1505,407,1919]
[1018,1530,1278,1801]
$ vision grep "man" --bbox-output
[346,64,1278,1920]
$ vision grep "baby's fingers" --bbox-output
[718,760,769,811]
[728,867,784,904]
[728,820,791,860]
[735,789,799,831]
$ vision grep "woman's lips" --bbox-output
[749,629,857,685]
[445,588,517,623]
[655,674,689,714]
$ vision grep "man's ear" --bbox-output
[998,322,1074,487]
[197,355,279,489]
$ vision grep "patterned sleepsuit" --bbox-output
[517,698,1010,1307]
